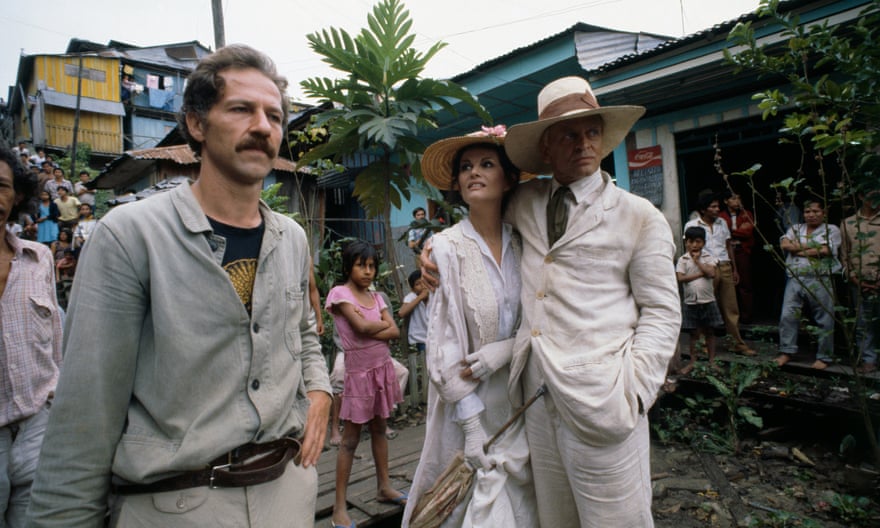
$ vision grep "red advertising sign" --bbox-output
[628,145,663,206]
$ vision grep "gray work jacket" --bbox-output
[27,182,331,527]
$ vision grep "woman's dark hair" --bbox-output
[447,142,520,213]
[178,44,289,156]
[58,229,72,242]
[1,145,37,221]
[341,239,379,281]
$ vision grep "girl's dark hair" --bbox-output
[446,142,520,213]
[407,269,422,289]
[58,229,72,242]
[342,239,379,281]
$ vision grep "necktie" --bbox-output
[547,186,572,246]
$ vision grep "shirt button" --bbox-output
[251,379,260,390]
[544,255,553,264]
[536,291,545,300]
[252,323,260,333]
[531,329,541,337]
[176,497,186,509]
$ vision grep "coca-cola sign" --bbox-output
[627,146,663,207]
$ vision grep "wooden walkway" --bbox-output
[314,422,425,527]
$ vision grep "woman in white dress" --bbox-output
[401,126,537,528]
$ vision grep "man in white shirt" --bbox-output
[684,193,756,356]
[73,171,95,209]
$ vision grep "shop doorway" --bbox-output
[674,116,840,324]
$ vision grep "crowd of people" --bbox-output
[669,187,878,376]
[5,147,97,309]
[1,42,877,528]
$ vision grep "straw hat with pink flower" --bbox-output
[420,124,535,190]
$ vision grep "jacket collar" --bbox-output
[170,182,281,237]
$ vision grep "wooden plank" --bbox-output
[316,421,426,526]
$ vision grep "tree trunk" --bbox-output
[382,156,405,308]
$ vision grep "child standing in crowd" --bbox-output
[407,207,432,254]
[325,240,407,528]
[398,270,429,354]
[676,226,724,374]
[35,190,59,245]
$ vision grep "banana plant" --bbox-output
[299,0,490,295]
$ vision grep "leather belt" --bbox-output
[112,436,301,495]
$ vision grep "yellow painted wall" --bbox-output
[31,55,120,101]
[26,55,123,153]
[44,106,122,154]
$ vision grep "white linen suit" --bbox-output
[506,172,681,527]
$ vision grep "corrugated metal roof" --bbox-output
[589,0,822,74]
[115,43,212,70]
[69,39,212,71]
[451,22,671,82]
[575,30,670,71]
[119,144,297,172]
[95,144,298,190]
[40,90,126,116]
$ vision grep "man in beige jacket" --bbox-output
[502,77,681,527]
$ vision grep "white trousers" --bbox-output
[523,353,654,528]
[109,460,318,528]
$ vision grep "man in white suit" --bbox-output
[501,77,681,527]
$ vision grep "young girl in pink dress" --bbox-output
[325,240,406,528]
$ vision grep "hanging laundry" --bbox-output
[148,88,174,109]
[146,74,160,89]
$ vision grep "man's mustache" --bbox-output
[236,137,275,157]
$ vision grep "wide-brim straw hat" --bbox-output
[421,125,535,190]
[505,76,646,175]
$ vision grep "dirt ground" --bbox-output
[651,440,879,527]
[648,373,880,528]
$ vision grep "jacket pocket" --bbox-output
[541,334,640,446]
[285,285,305,359]
[29,295,56,344]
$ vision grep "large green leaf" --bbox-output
[298,0,492,299]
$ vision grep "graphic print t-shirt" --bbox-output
[208,217,264,315]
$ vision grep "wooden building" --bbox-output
[8,39,211,166]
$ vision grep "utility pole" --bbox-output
[70,53,84,178]
[212,0,226,49]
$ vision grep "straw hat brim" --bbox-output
[421,135,535,191]
[505,105,646,175]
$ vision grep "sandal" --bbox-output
[377,491,408,505]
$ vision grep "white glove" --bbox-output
[461,414,489,470]
[463,338,514,381]
[464,355,491,381]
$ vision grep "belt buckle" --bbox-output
[209,463,232,489]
